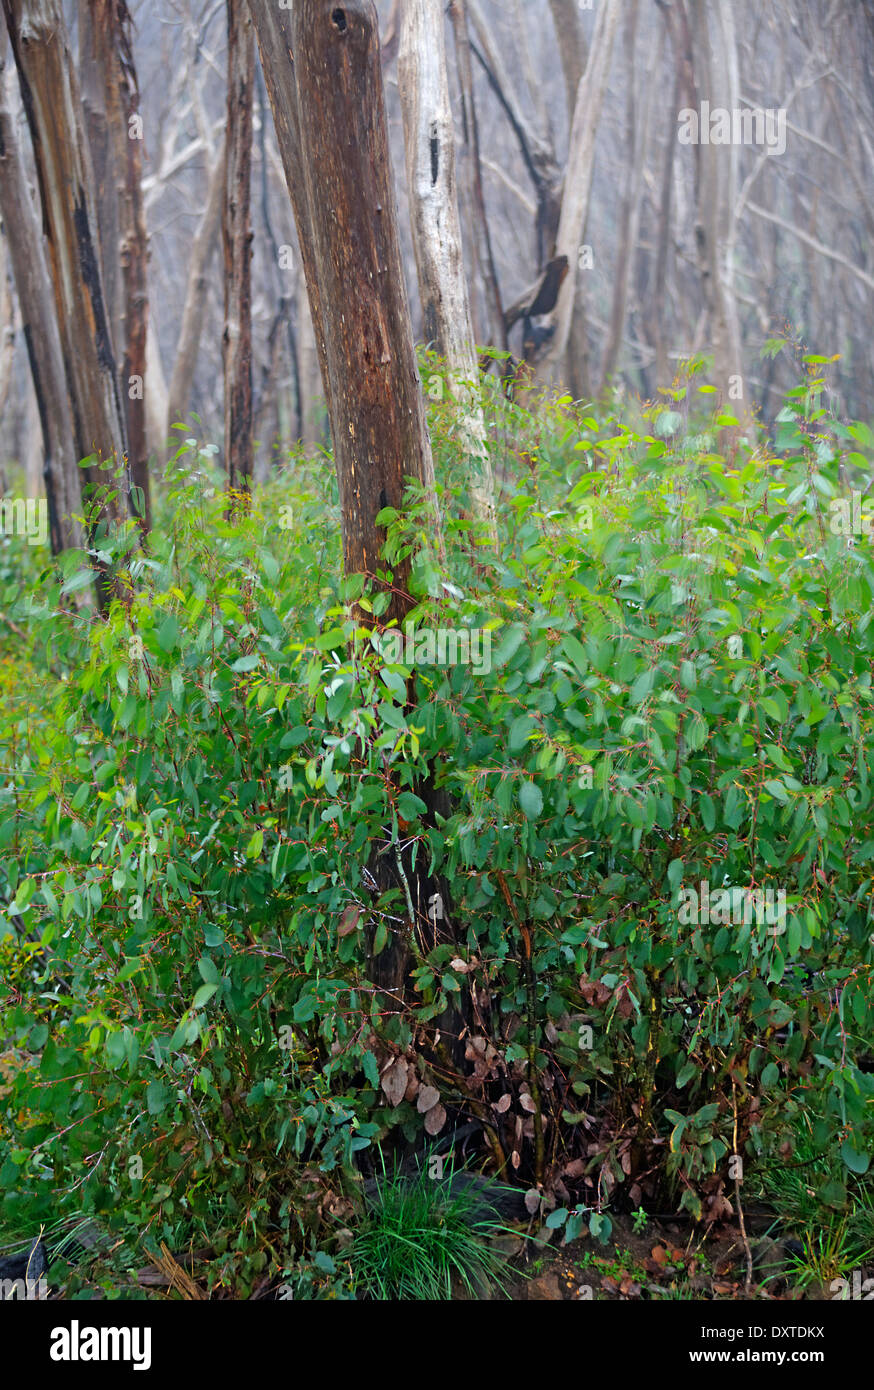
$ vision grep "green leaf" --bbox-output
[840,1140,870,1175]
[518,780,543,820]
[508,714,537,753]
[397,791,427,822]
[146,1081,169,1115]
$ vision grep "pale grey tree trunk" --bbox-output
[399,0,495,535]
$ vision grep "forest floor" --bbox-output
[498,1211,842,1302]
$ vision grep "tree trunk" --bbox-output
[447,0,506,356]
[2,0,129,598]
[222,0,254,497]
[165,137,227,447]
[0,14,81,554]
[598,0,659,396]
[255,0,450,1011]
[80,0,151,532]
[537,0,621,384]
[246,0,330,407]
[399,0,495,535]
[255,0,439,623]
[688,0,745,437]
[547,0,588,125]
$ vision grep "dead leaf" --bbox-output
[524,1189,542,1215]
[380,1057,408,1108]
[337,905,361,937]
[424,1102,446,1135]
[416,1085,440,1114]
[519,1093,536,1113]
[494,1093,512,1114]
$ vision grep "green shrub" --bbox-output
[1,362,873,1293]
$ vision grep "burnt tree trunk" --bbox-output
[223,0,254,496]
[2,0,130,603]
[254,1,458,1022]
[258,0,439,623]
[0,15,81,553]
[80,0,151,533]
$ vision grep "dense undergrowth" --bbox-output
[1,350,873,1298]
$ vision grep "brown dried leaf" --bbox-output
[519,1093,537,1114]
[424,1102,446,1135]
[337,905,361,937]
[416,1085,440,1114]
[524,1189,542,1215]
[494,1093,512,1113]
[380,1057,408,1109]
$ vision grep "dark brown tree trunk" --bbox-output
[253,0,449,1015]
[223,0,254,497]
[254,0,439,626]
[2,0,130,605]
[0,14,81,554]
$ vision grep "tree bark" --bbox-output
[222,0,254,496]
[0,14,81,554]
[399,0,495,535]
[598,0,659,396]
[165,137,227,447]
[547,0,588,125]
[687,0,745,437]
[2,0,129,597]
[256,0,439,623]
[246,0,330,409]
[537,0,621,383]
[80,0,151,532]
[448,0,506,356]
